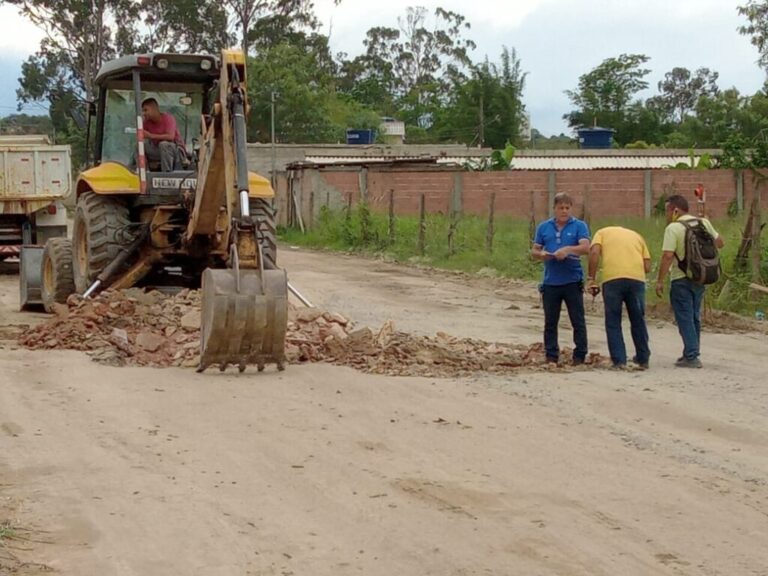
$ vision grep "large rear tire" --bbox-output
[73,192,131,294]
[250,198,276,268]
[41,238,76,312]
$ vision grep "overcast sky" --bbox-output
[0,0,764,136]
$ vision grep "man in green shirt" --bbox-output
[655,195,723,368]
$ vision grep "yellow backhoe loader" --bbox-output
[25,50,295,372]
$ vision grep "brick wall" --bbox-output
[279,166,749,227]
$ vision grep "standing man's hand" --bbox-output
[655,280,664,298]
[552,247,570,261]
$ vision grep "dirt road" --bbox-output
[1,250,767,575]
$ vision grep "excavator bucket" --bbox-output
[198,267,288,372]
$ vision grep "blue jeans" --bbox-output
[670,278,705,360]
[542,282,588,361]
[602,278,650,366]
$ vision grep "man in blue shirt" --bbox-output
[531,192,591,364]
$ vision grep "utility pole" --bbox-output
[478,93,485,148]
[270,91,278,190]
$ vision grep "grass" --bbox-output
[279,205,768,316]
[0,522,16,540]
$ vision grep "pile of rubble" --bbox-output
[19,289,608,375]
[19,289,205,368]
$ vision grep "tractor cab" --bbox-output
[89,53,221,198]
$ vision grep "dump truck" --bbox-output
[21,50,290,372]
[0,135,68,259]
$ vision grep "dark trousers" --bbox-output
[670,278,705,360]
[602,278,650,366]
[542,282,587,361]
[145,140,181,171]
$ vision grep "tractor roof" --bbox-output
[95,53,220,86]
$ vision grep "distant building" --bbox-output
[380,117,405,145]
[519,113,531,141]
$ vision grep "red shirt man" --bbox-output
[140,97,184,171]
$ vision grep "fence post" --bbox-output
[341,192,354,245]
[736,169,744,213]
[751,177,763,285]
[358,167,368,202]
[547,171,556,217]
[486,191,495,253]
[528,190,536,245]
[448,209,457,256]
[388,189,395,245]
[308,188,315,229]
[418,193,426,256]
[644,170,652,218]
[583,184,591,230]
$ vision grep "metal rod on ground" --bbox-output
[83,225,149,299]
[287,281,312,307]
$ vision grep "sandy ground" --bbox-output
[1,250,767,576]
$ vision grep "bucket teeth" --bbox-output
[198,267,288,373]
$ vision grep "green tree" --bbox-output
[650,67,719,124]
[139,0,231,53]
[432,47,526,149]
[340,6,476,127]
[739,0,768,69]
[247,43,339,143]
[564,53,651,133]
[226,0,340,56]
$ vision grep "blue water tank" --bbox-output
[578,127,615,149]
[346,129,376,145]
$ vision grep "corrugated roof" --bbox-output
[300,153,711,170]
[507,155,700,170]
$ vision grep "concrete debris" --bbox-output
[18,288,610,375]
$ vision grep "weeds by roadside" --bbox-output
[279,206,768,316]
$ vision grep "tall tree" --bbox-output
[225,0,338,56]
[6,0,140,105]
[651,67,719,124]
[738,0,768,69]
[139,0,232,53]
[247,42,339,143]
[433,47,526,148]
[342,6,476,126]
[564,53,651,131]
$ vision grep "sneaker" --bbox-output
[572,357,585,366]
[609,363,628,371]
[631,356,649,370]
[546,356,559,364]
[675,357,702,369]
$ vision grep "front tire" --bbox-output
[250,198,276,268]
[41,238,76,312]
[73,192,131,293]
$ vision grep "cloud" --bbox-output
[0,6,43,55]
[313,1,765,135]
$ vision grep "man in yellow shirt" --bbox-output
[655,195,723,369]
[588,226,651,369]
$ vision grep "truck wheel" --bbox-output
[250,198,276,268]
[73,192,131,294]
[41,238,76,313]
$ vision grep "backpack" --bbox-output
[676,218,721,285]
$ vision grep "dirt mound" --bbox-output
[18,289,609,375]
